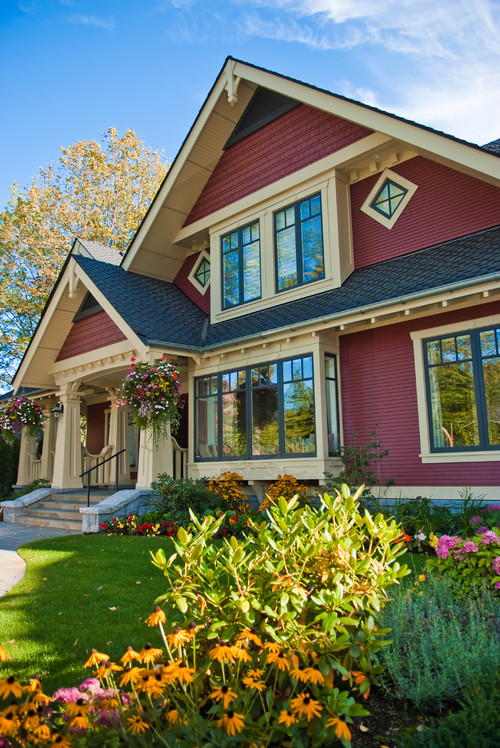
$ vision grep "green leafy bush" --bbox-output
[379,574,500,713]
[150,474,220,525]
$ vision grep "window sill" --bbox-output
[420,451,500,463]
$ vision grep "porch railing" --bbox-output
[172,436,188,479]
[79,448,126,507]
[83,445,113,485]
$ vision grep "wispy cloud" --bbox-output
[67,14,115,31]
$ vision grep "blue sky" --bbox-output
[1,0,500,211]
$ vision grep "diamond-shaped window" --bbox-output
[370,179,408,218]
[361,168,418,229]
[194,257,210,288]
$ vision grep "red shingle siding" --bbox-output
[56,310,126,361]
[173,252,210,314]
[185,105,372,225]
[339,302,500,488]
[351,156,500,268]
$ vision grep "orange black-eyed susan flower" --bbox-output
[51,733,73,748]
[291,692,323,722]
[22,707,40,730]
[64,698,90,718]
[234,644,252,663]
[119,666,141,687]
[138,643,163,664]
[0,644,9,661]
[173,661,195,684]
[0,675,23,700]
[278,709,297,727]
[209,642,239,663]
[326,715,352,741]
[0,706,17,735]
[237,629,262,647]
[69,712,89,730]
[217,710,245,736]
[33,723,51,741]
[167,628,191,648]
[302,664,325,685]
[120,646,141,665]
[84,649,109,668]
[262,641,281,654]
[95,659,123,678]
[266,650,291,671]
[127,714,149,734]
[209,684,238,708]
[165,708,188,725]
[291,667,307,683]
[242,674,266,692]
[145,607,167,627]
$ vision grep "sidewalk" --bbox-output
[0,523,80,597]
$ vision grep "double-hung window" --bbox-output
[424,324,500,451]
[275,193,324,292]
[195,354,316,460]
[221,221,261,309]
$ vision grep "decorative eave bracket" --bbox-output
[225,60,241,106]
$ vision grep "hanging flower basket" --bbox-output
[0,395,45,440]
[116,357,182,445]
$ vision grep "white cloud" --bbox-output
[67,14,115,31]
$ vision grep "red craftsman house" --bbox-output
[7,58,500,529]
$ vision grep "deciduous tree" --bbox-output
[0,128,168,386]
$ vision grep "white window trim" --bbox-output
[210,175,336,323]
[410,313,500,463]
[187,249,211,295]
[361,168,418,229]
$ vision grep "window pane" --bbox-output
[426,340,441,365]
[284,379,315,453]
[276,226,297,290]
[243,237,261,302]
[222,391,247,457]
[301,213,324,283]
[223,249,239,308]
[428,362,479,448]
[481,329,498,357]
[441,337,457,362]
[196,389,218,459]
[483,356,500,446]
[252,385,279,455]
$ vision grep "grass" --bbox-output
[0,534,176,693]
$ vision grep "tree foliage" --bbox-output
[0,127,169,386]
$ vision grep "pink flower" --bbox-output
[495,582,500,590]
[476,526,489,534]
[470,515,484,525]
[486,504,500,512]
[481,530,500,545]
[462,541,478,553]
[491,556,500,575]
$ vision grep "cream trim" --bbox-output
[187,249,211,295]
[360,168,418,229]
[410,312,500,458]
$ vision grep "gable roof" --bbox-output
[73,225,500,353]
[121,57,500,282]
[73,238,123,265]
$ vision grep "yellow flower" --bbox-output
[138,643,163,664]
[0,675,23,700]
[234,645,252,663]
[209,684,238,708]
[291,692,323,722]
[166,708,188,725]
[419,574,427,581]
[217,710,245,736]
[120,646,142,665]
[146,607,167,627]
[237,629,262,647]
[84,649,109,668]
[302,665,325,685]
[22,706,40,730]
[69,713,89,730]
[263,641,281,654]
[119,666,141,687]
[242,675,266,692]
[33,723,51,741]
[278,709,297,727]
[51,733,73,747]
[0,645,10,661]
[266,650,291,671]
[0,706,17,735]
[167,628,191,648]
[326,715,352,741]
[95,660,123,678]
[209,643,240,663]
[174,661,195,684]
[65,699,90,718]
[429,533,439,548]
[127,714,149,734]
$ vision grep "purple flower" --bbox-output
[481,530,500,545]
[491,556,500,575]
[476,526,489,534]
[470,515,484,525]
[462,541,478,553]
[436,546,450,559]
[495,581,500,590]
[52,686,90,703]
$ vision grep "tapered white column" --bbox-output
[16,431,37,485]
[135,424,173,489]
[51,385,83,490]
[40,405,57,482]
[107,396,130,485]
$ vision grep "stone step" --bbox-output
[26,505,83,521]
[10,514,82,531]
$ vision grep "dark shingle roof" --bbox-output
[75,239,124,265]
[76,225,500,352]
[483,138,500,155]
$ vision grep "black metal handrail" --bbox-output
[79,448,126,507]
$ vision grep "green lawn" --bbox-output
[0,534,175,693]
[0,533,424,696]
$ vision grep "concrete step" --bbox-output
[18,491,114,531]
[11,514,82,531]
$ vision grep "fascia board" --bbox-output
[231,60,500,184]
[72,262,149,358]
[122,73,230,272]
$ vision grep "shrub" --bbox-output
[150,474,220,525]
[379,574,500,713]
[324,426,392,494]
[0,435,20,499]
[207,470,248,513]
[426,525,500,594]
[259,473,309,510]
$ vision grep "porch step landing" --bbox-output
[16,491,112,531]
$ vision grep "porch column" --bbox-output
[16,431,38,486]
[39,404,57,482]
[135,424,174,489]
[51,385,83,490]
[107,395,130,485]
